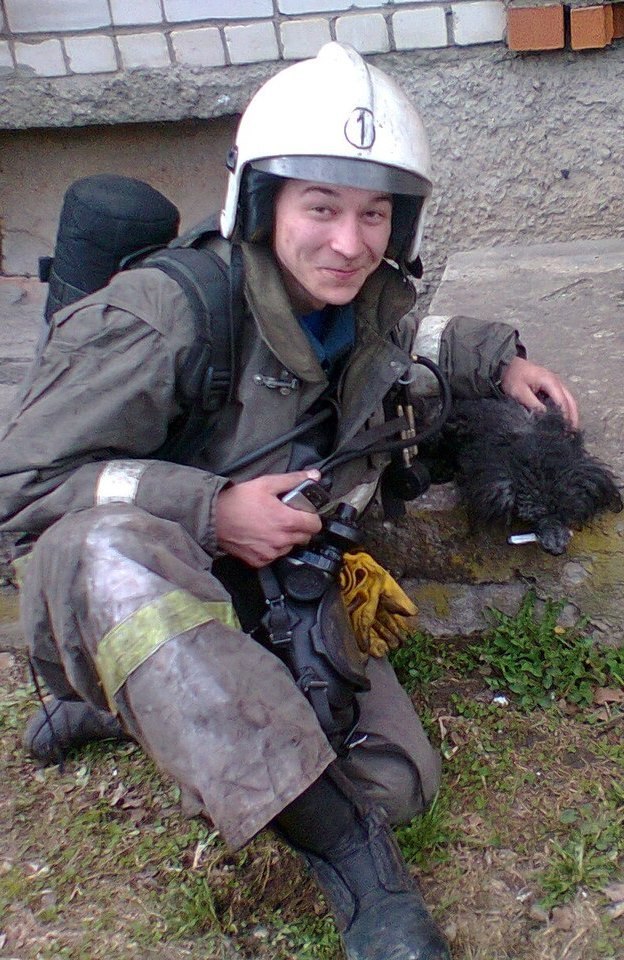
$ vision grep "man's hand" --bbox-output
[215,469,324,568]
[500,356,579,428]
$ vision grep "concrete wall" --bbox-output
[0,118,237,277]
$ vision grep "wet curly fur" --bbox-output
[425,398,623,555]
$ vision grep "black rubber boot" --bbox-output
[275,776,450,960]
[23,697,130,765]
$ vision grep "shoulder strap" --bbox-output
[169,213,221,249]
[133,237,243,413]
[140,247,231,411]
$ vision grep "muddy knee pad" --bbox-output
[339,746,439,826]
[20,504,219,710]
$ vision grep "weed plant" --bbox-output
[465,590,624,711]
[541,805,624,907]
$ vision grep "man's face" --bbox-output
[272,180,393,313]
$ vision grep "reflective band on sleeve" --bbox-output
[95,589,241,710]
[407,315,451,397]
[95,461,149,505]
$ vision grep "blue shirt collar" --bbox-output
[298,304,356,373]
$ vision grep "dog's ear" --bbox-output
[555,459,623,527]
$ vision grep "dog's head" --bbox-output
[448,399,623,555]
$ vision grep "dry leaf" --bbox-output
[0,652,14,672]
[109,783,127,807]
[551,905,575,931]
[602,882,624,902]
[128,807,147,824]
[529,903,549,923]
[593,687,624,705]
[464,813,484,831]
[607,902,624,919]
[591,706,612,722]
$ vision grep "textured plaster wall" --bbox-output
[398,45,624,299]
[0,119,236,277]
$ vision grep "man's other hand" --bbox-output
[215,470,324,568]
[500,356,579,428]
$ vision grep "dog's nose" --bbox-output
[535,519,572,556]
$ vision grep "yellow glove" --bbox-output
[339,551,418,658]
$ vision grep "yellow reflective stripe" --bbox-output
[95,589,240,707]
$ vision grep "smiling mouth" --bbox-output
[322,266,361,277]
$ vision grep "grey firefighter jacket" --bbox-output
[0,242,523,549]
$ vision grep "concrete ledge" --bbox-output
[363,492,624,642]
[0,60,281,129]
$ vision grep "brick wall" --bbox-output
[0,0,508,78]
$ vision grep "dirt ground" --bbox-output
[1,642,623,960]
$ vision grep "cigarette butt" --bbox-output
[507,532,538,545]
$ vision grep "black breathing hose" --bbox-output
[220,407,334,476]
[220,355,452,479]
[316,356,452,477]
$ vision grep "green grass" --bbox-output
[539,805,624,907]
[271,914,341,959]
[396,791,457,868]
[390,628,478,699]
[465,591,624,711]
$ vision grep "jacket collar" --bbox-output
[241,243,417,381]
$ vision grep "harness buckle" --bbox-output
[254,373,299,394]
[261,594,293,646]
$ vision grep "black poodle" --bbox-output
[426,398,623,555]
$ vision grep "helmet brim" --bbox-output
[252,156,432,199]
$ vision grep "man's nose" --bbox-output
[329,216,364,259]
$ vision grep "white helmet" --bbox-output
[220,42,432,272]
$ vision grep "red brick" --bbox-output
[507,4,564,50]
[570,5,613,49]
[604,4,615,38]
[611,2,624,37]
